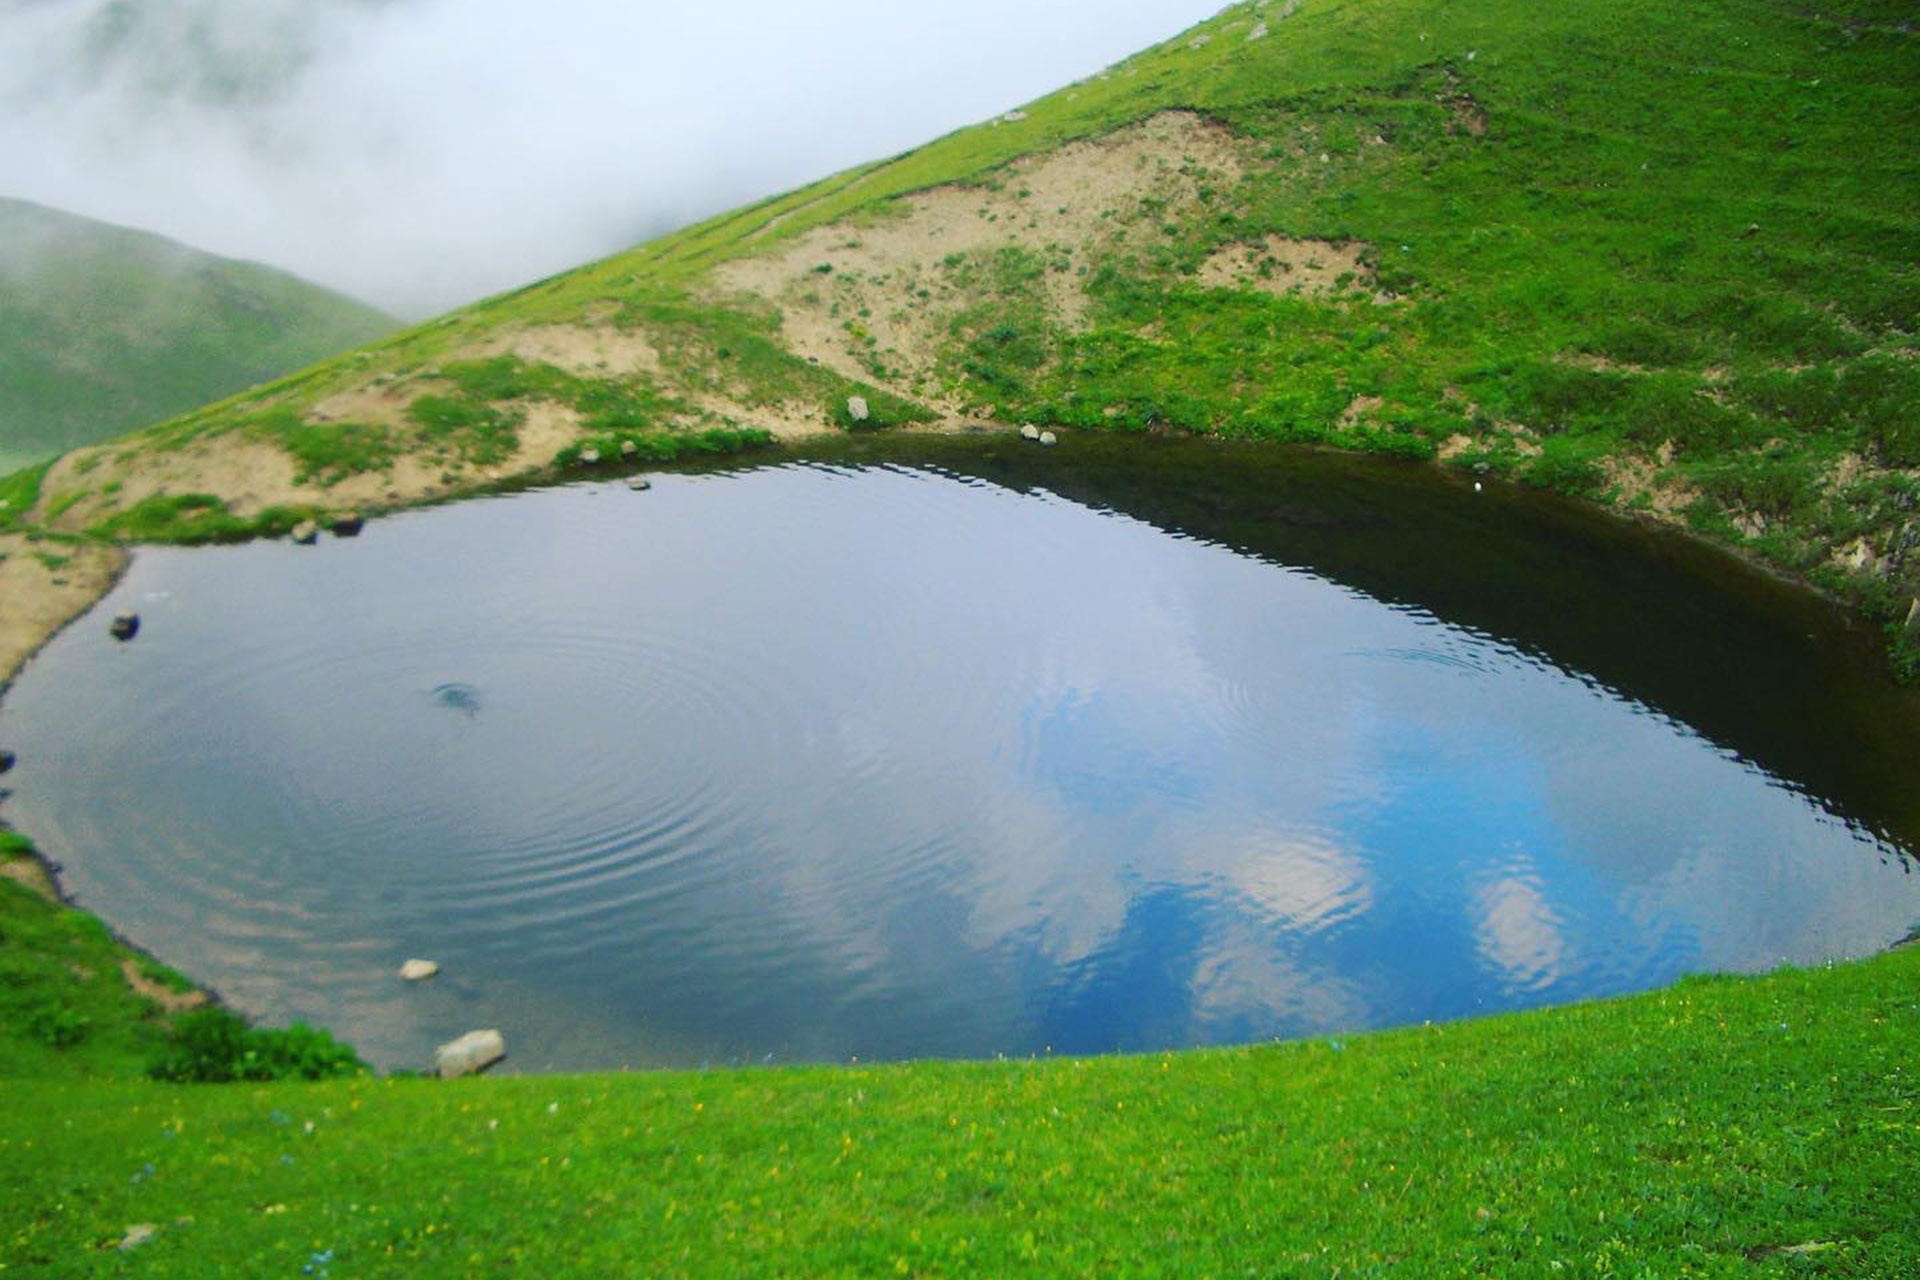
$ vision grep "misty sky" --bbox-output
[1,0,1227,317]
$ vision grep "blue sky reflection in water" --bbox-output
[2,453,1915,1072]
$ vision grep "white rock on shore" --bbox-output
[399,958,440,982]
[435,1029,506,1078]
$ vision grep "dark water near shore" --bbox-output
[3,436,1917,1072]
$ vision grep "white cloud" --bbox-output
[0,0,1225,315]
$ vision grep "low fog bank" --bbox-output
[1,0,1225,317]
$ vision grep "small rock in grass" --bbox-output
[291,520,319,545]
[846,396,870,424]
[1038,430,1058,447]
[1020,423,1040,441]
[119,1224,157,1251]
[435,1029,506,1078]
[398,958,440,982]
[109,611,139,641]
[620,439,638,460]
[579,447,601,467]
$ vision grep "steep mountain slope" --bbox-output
[0,196,395,472]
[9,0,1918,661]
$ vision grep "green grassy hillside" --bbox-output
[10,0,1916,662]
[0,196,395,474]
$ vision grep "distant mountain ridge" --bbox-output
[0,195,394,472]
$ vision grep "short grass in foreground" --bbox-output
[3,947,1914,1276]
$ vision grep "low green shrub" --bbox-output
[1524,446,1606,497]
[28,1006,90,1050]
[147,1008,364,1084]
[1692,455,1822,521]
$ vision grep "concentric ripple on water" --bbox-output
[2,457,1916,1071]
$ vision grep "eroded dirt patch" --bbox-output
[0,534,126,687]
[0,855,58,900]
[121,958,208,1013]
[1199,235,1377,300]
[1601,449,1700,522]
[41,396,589,537]
[707,111,1256,408]
[470,324,663,379]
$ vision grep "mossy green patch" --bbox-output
[87,494,316,545]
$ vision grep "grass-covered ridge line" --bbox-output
[2,946,1914,1274]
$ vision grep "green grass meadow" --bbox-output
[1,927,1914,1275]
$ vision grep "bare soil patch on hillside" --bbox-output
[1198,234,1377,300]
[708,112,1270,411]
[0,534,125,689]
[471,325,663,379]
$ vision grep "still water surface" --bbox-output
[4,438,1916,1070]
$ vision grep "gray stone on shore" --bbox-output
[0,748,14,774]
[109,611,139,641]
[436,1029,506,1078]
[629,476,653,492]
[846,395,870,424]
[291,520,319,545]
[1039,430,1058,447]
[399,958,440,982]
[1020,423,1041,441]
[332,511,365,537]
